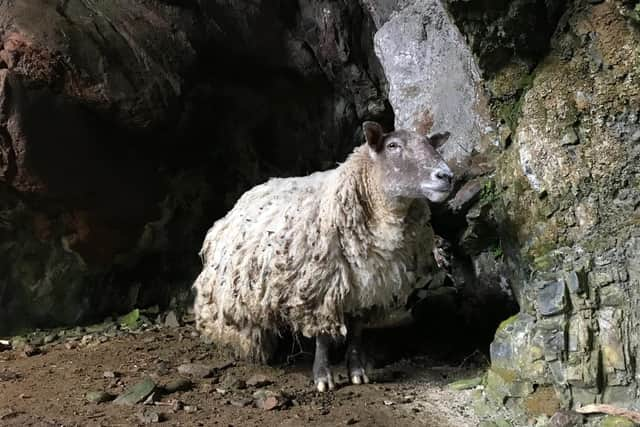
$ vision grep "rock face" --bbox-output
[0,0,391,334]
[373,0,640,412]
[449,0,639,410]
[373,0,490,162]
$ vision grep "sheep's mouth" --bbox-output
[421,183,452,194]
[420,183,452,202]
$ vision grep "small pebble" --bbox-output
[164,311,181,328]
[230,398,252,408]
[163,378,193,393]
[177,363,213,378]
[246,374,272,388]
[184,405,198,413]
[86,391,115,404]
[23,345,40,357]
[137,409,164,424]
[171,400,184,412]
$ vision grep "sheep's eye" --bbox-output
[386,141,400,149]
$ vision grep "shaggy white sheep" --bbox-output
[194,121,454,391]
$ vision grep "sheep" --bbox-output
[193,121,454,392]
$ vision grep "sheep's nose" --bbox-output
[435,170,453,184]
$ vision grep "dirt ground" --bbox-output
[0,319,484,427]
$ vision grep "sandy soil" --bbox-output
[0,321,483,427]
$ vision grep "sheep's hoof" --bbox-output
[350,368,369,385]
[347,347,369,386]
[314,369,335,392]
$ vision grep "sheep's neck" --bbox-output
[358,161,410,229]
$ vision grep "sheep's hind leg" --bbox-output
[313,334,335,392]
[346,321,369,385]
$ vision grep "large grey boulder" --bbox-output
[373,0,491,163]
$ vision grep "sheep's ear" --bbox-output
[428,131,450,150]
[363,121,385,152]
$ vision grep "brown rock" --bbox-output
[246,374,272,388]
[177,363,213,378]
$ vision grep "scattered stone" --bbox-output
[230,398,253,408]
[43,333,58,345]
[177,363,213,378]
[10,337,27,350]
[170,400,184,412]
[257,396,280,411]
[86,391,115,404]
[220,373,246,390]
[164,311,181,328]
[549,410,584,427]
[22,344,40,357]
[0,370,21,381]
[19,393,30,399]
[0,340,10,351]
[143,391,158,405]
[103,371,120,379]
[253,390,290,411]
[383,400,394,406]
[137,409,164,424]
[448,376,484,391]
[64,341,77,350]
[29,336,44,346]
[113,377,156,405]
[163,378,193,393]
[184,405,198,413]
[399,395,413,404]
[80,335,94,346]
[216,388,228,395]
[345,417,359,425]
[246,374,272,388]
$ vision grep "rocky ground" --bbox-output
[0,309,487,427]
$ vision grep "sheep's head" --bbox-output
[363,121,454,203]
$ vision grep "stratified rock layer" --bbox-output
[478,1,639,409]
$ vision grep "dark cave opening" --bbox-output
[0,0,519,366]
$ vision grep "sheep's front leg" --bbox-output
[313,334,335,392]
[346,320,369,385]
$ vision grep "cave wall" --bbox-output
[2,0,640,414]
[0,0,391,334]
[440,0,640,411]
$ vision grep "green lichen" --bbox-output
[492,244,504,259]
[448,376,484,390]
[496,314,519,333]
[480,179,500,205]
[600,415,636,427]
